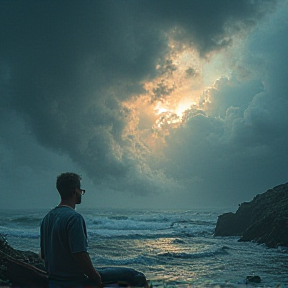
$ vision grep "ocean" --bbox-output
[0,207,287,288]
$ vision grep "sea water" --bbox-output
[0,208,287,288]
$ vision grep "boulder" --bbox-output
[214,183,288,248]
[246,275,261,283]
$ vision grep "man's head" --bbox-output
[56,172,82,201]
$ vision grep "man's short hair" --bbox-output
[56,172,82,199]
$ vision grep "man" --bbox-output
[40,172,102,288]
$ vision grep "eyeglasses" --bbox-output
[77,188,85,196]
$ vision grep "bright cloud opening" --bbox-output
[122,36,230,152]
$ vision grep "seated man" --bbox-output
[40,172,102,288]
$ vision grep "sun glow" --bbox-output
[122,35,229,152]
[154,103,169,115]
[153,99,196,128]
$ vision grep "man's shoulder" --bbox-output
[42,206,82,221]
[56,206,83,217]
[60,207,85,223]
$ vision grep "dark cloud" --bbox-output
[0,0,286,208]
[163,3,288,205]
[141,0,278,54]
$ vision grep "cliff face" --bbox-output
[214,183,288,248]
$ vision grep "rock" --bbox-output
[246,275,261,283]
[214,183,288,248]
[0,235,47,287]
[98,267,148,287]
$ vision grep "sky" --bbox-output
[0,0,287,210]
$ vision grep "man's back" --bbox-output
[40,206,88,286]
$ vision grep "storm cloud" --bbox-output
[0,0,287,209]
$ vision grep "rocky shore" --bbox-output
[0,234,46,287]
[214,183,288,248]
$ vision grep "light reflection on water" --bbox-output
[88,235,288,287]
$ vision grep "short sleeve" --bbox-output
[67,214,88,254]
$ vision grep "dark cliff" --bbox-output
[214,183,288,248]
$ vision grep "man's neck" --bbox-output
[58,199,76,209]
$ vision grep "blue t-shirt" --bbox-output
[40,206,88,286]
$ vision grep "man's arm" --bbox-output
[73,251,102,287]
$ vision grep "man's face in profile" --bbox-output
[75,187,85,205]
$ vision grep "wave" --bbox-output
[92,246,229,267]
[170,238,186,244]
[93,255,156,266]
[84,210,216,239]
[87,227,214,240]
[107,215,129,221]
[0,225,39,239]
[170,219,216,227]
[86,216,215,238]
[85,215,171,231]
[157,247,229,259]
[10,216,42,225]
[1,209,216,241]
